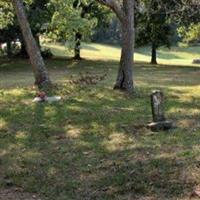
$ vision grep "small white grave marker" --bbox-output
[33,96,61,103]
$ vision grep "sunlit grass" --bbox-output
[0,43,200,199]
[44,42,200,66]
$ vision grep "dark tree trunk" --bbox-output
[114,0,134,92]
[12,0,51,90]
[151,42,157,64]
[6,40,12,58]
[34,34,41,48]
[73,2,93,60]
[20,39,29,58]
[20,35,40,58]
[74,33,82,60]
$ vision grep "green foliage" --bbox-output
[92,18,121,44]
[0,0,54,57]
[0,0,34,30]
[0,0,14,29]
[0,0,52,36]
[27,0,52,35]
[136,0,175,49]
[48,0,97,45]
[178,23,200,44]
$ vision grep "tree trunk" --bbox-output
[34,34,41,49]
[20,36,40,58]
[73,33,82,60]
[12,0,51,90]
[114,0,134,92]
[151,42,157,64]
[6,40,12,58]
[20,39,28,58]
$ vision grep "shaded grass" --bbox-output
[0,43,200,200]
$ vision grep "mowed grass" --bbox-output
[0,43,200,200]
[45,42,200,66]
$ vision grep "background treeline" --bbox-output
[0,0,200,61]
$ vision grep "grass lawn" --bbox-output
[0,43,200,200]
[45,42,200,66]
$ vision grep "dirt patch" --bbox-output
[0,188,42,200]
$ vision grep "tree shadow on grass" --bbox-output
[0,57,200,199]
[81,44,100,51]
[135,47,183,60]
[135,46,200,61]
[0,86,199,199]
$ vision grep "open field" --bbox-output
[0,43,200,199]
[45,42,200,65]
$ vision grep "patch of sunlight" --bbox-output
[43,43,71,57]
[68,105,84,112]
[108,122,118,130]
[169,86,200,95]
[16,131,28,139]
[82,43,121,60]
[177,119,200,129]
[104,106,135,113]
[90,122,108,135]
[44,106,58,116]
[194,152,200,162]
[135,52,151,62]
[44,42,200,68]
[5,88,26,97]
[22,150,42,160]
[90,122,100,130]
[95,92,117,102]
[66,125,82,138]
[160,47,200,58]
[48,167,59,176]
[102,132,134,152]
[96,92,106,99]
[153,147,196,163]
[156,152,180,160]
[155,58,196,66]
[0,150,7,156]
[0,118,7,129]
[187,87,200,97]
[169,107,199,116]
[192,145,200,154]
[7,143,23,151]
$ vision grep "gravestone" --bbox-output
[148,90,173,132]
[193,59,200,64]
[151,91,165,122]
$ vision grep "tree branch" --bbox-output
[96,0,124,22]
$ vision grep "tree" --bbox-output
[0,0,17,57]
[72,0,112,60]
[0,25,20,57]
[73,0,93,60]
[136,0,175,65]
[49,0,97,58]
[174,0,200,44]
[19,0,53,57]
[27,0,52,47]
[0,0,53,58]
[97,0,135,92]
[11,0,51,89]
[92,17,121,44]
